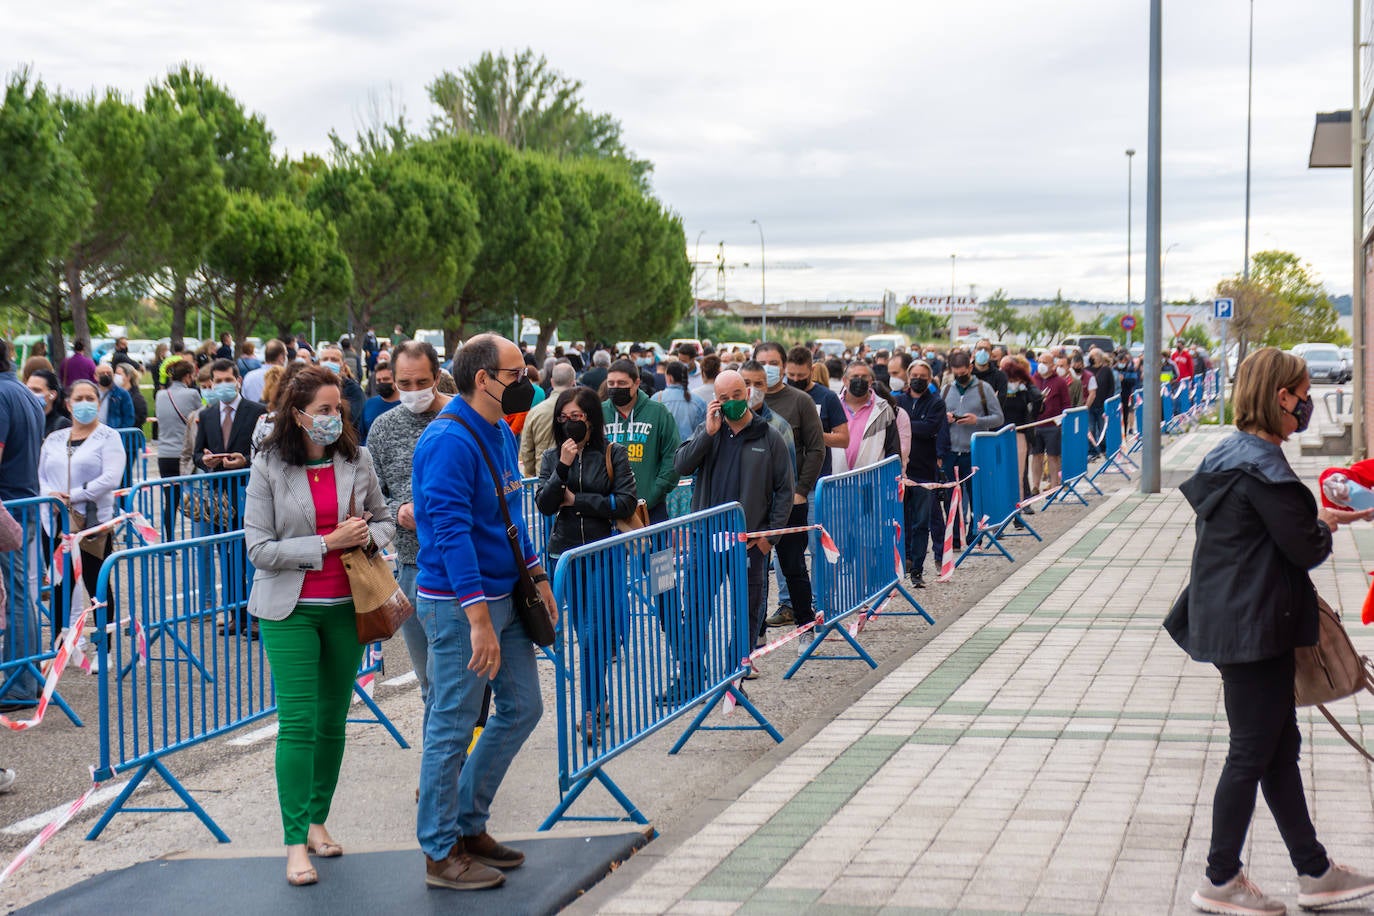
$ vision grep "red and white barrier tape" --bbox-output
[1015,415,1063,432]
[738,524,840,564]
[1016,487,1061,511]
[939,482,963,581]
[52,512,157,586]
[0,768,102,888]
[1,602,97,732]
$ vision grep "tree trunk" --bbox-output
[46,286,66,363]
[534,321,557,364]
[170,272,188,351]
[66,260,90,354]
[233,286,252,361]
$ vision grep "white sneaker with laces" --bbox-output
[1297,862,1374,911]
[1191,872,1286,915]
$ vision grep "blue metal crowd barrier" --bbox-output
[1088,395,1134,485]
[1049,406,1100,507]
[540,504,780,830]
[957,424,1039,566]
[87,531,406,841]
[117,428,148,490]
[789,457,932,678]
[120,470,250,547]
[522,476,696,564]
[0,496,80,725]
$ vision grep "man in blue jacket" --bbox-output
[94,364,135,428]
[411,333,557,892]
[895,360,948,587]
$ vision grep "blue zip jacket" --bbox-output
[101,385,135,429]
[413,397,536,607]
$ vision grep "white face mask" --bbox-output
[890,378,907,392]
[1055,366,1069,378]
[747,386,766,409]
[398,386,437,414]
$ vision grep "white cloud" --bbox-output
[3,0,1359,303]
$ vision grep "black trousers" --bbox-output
[777,502,814,628]
[157,457,183,542]
[1207,650,1328,884]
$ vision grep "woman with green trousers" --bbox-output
[244,366,394,887]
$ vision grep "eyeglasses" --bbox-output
[486,367,524,379]
[557,413,587,423]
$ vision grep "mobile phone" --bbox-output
[952,413,969,420]
[204,452,234,459]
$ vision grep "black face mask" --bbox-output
[608,386,634,408]
[97,375,113,388]
[787,378,809,390]
[376,383,395,398]
[487,372,535,414]
[1287,393,1314,433]
[848,377,870,398]
[563,419,588,443]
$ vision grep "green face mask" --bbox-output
[720,399,749,422]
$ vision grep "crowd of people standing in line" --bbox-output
[0,325,1207,889]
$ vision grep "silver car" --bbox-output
[1292,343,1344,383]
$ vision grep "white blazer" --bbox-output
[243,446,394,621]
[38,423,127,528]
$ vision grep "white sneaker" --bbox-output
[0,769,15,794]
[1297,862,1374,911]
[1191,872,1285,915]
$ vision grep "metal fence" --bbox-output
[1089,394,1135,485]
[788,456,933,678]
[1050,406,1100,507]
[0,496,79,725]
[117,428,148,490]
[958,424,1040,566]
[120,470,250,547]
[540,503,780,830]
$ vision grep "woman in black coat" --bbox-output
[1166,347,1374,915]
[535,385,637,746]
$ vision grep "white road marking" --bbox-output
[227,722,278,746]
[382,671,417,688]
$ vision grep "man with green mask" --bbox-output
[671,370,794,694]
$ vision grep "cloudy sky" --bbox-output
[4,0,1357,305]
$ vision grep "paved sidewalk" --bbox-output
[589,430,1374,915]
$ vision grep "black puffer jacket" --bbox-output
[536,442,638,558]
[1164,432,1330,664]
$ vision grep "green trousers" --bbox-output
[259,601,364,845]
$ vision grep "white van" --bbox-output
[862,333,911,354]
[814,338,847,358]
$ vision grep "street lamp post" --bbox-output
[1353,0,1366,460]
[751,219,767,340]
[1126,149,1136,312]
[1141,0,1163,494]
[693,229,705,341]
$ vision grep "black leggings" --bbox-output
[1207,651,1328,884]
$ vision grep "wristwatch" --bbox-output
[531,573,549,585]
[320,536,329,556]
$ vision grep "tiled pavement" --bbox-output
[594,427,1374,915]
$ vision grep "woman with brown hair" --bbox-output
[243,366,394,887]
[1168,347,1374,914]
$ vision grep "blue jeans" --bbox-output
[395,563,432,737]
[1088,404,1106,457]
[415,594,542,860]
[0,524,41,701]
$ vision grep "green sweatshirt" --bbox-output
[602,391,682,511]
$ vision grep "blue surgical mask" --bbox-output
[212,382,238,403]
[201,387,219,405]
[71,402,99,424]
[925,351,935,359]
[763,365,781,387]
[321,360,342,374]
[636,357,652,368]
[975,350,990,366]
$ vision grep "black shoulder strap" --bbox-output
[433,414,528,570]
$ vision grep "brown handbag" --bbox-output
[604,446,650,533]
[341,492,413,644]
[1295,596,1374,761]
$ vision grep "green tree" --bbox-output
[1218,250,1347,362]
[428,49,651,187]
[199,191,352,349]
[0,70,92,332]
[146,65,279,348]
[894,305,947,342]
[1028,292,1075,345]
[975,289,1022,340]
[306,147,482,351]
[52,89,225,357]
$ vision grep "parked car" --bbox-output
[1059,336,1118,356]
[862,333,911,354]
[814,338,847,358]
[1291,343,1344,383]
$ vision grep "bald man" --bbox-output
[668,370,793,698]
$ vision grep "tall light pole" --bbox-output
[751,219,767,340]
[1141,0,1163,494]
[693,229,705,341]
[949,254,957,297]
[1353,0,1366,460]
[1126,149,1136,308]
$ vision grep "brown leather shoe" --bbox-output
[424,850,505,890]
[462,831,525,869]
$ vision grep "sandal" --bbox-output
[287,867,318,886]
[306,840,343,858]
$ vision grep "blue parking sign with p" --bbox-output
[1214,297,1234,320]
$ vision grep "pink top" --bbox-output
[842,395,876,470]
[299,464,351,601]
